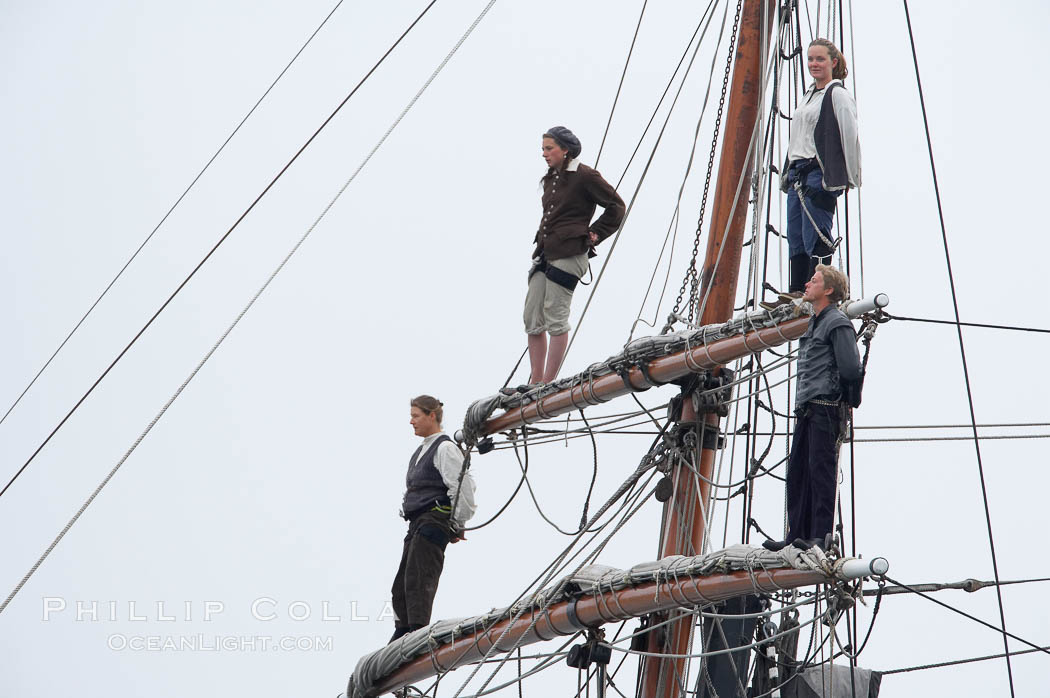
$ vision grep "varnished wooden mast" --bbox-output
[638,2,776,697]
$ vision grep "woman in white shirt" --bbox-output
[777,39,861,299]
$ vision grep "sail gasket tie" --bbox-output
[598,580,624,623]
[745,311,771,341]
[652,568,664,604]
[582,367,607,405]
[668,567,691,608]
[754,561,787,595]
[745,565,764,595]
[426,629,452,674]
[534,395,555,421]
[592,583,613,624]
[567,380,586,411]
[605,581,630,621]
[741,317,761,352]
[701,335,718,367]
[670,566,693,608]
[533,605,557,642]
[687,574,715,606]
[584,369,611,405]
[684,334,706,373]
[664,566,685,608]
[744,319,774,352]
[771,315,792,344]
[699,326,721,366]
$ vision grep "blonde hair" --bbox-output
[809,39,848,81]
[410,395,443,425]
[815,264,849,303]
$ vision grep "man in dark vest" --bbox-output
[389,395,476,642]
[763,265,861,552]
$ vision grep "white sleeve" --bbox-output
[833,87,862,188]
[434,441,477,527]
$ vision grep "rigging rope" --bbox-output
[594,0,649,168]
[883,576,1050,660]
[0,0,500,614]
[435,430,672,697]
[448,477,660,698]
[902,5,1015,692]
[884,313,1050,335]
[559,0,725,374]
[627,0,737,339]
[667,0,743,330]
[0,0,350,430]
[881,645,1050,676]
[0,0,444,501]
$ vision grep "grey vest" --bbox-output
[402,435,452,518]
[795,306,854,409]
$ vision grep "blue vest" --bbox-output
[401,435,452,518]
[795,306,854,409]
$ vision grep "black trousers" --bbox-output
[785,403,845,542]
[391,510,451,629]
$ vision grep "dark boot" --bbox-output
[788,254,809,293]
[389,624,425,643]
[791,537,826,551]
[762,539,791,552]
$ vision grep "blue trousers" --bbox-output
[786,163,841,258]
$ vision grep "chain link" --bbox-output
[665,0,744,332]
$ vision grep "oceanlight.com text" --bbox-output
[107,634,334,652]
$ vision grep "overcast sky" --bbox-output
[2,1,1048,696]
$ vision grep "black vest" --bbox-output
[402,434,452,518]
[795,306,854,409]
[813,82,849,192]
[779,82,851,194]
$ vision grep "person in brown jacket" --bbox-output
[523,126,625,385]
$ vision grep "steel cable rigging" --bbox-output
[903,2,1015,692]
[0,0,443,501]
[0,0,500,615]
[0,0,349,430]
[555,0,729,374]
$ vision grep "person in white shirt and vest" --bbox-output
[777,39,861,299]
[389,395,477,643]
[763,265,862,552]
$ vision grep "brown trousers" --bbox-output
[390,510,451,629]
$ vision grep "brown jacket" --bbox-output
[534,160,625,261]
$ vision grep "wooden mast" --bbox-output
[638,1,775,697]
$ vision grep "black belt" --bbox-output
[529,255,580,291]
[809,398,842,407]
[789,158,820,180]
[404,497,451,521]
[789,159,837,213]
